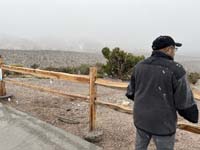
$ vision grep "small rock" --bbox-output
[121,101,130,107]
[70,98,75,101]
[57,116,80,124]
[8,98,11,102]
[84,130,103,143]
[50,79,53,84]
[60,112,65,115]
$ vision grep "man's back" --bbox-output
[134,50,183,135]
[126,35,199,150]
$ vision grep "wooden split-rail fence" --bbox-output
[0,56,200,134]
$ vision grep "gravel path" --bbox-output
[1,77,200,150]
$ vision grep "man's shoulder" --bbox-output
[136,57,186,80]
[134,58,147,68]
[168,61,186,80]
[136,57,152,65]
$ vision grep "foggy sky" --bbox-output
[0,0,200,56]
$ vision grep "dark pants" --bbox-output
[135,128,175,150]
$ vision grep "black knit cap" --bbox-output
[152,35,182,50]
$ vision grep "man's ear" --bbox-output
[165,47,172,54]
[165,47,171,52]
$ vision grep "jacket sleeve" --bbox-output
[126,69,135,101]
[173,74,199,123]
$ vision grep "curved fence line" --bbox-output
[0,55,199,134]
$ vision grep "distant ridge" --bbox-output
[0,49,199,73]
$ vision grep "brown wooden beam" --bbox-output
[192,88,200,101]
[95,78,200,101]
[5,79,89,100]
[2,65,89,84]
[95,100,132,114]
[89,67,97,131]
[0,56,6,96]
[177,122,200,134]
[95,100,200,134]
[95,78,128,89]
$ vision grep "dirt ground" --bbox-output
[1,77,200,150]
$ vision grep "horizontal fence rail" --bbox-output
[177,122,200,134]
[96,79,200,101]
[95,100,132,114]
[2,65,90,84]
[193,88,200,100]
[4,79,131,115]
[5,79,89,100]
[95,78,128,89]
[95,79,200,134]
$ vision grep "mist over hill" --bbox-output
[0,34,104,53]
[0,34,153,55]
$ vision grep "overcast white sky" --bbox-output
[0,0,200,56]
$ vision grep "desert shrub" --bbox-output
[42,47,145,80]
[95,62,105,78]
[44,66,71,73]
[43,64,91,75]
[10,64,24,67]
[76,64,90,75]
[102,47,145,80]
[31,63,40,69]
[188,72,200,84]
[43,66,61,72]
[43,63,107,77]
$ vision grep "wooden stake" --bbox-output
[0,56,6,96]
[89,67,97,131]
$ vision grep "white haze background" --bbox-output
[0,0,200,57]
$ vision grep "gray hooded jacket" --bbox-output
[126,51,199,136]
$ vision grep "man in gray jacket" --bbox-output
[126,35,199,150]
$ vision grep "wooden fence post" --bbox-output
[0,56,6,96]
[89,67,97,131]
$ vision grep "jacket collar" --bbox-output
[151,50,174,60]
